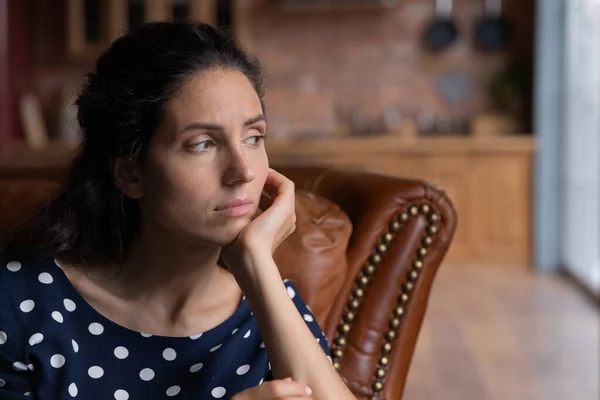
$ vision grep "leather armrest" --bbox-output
[274,165,457,399]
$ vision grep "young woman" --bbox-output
[0,22,354,400]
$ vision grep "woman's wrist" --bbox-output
[229,248,279,288]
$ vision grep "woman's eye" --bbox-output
[189,140,214,151]
[245,135,264,146]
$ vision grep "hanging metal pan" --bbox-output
[474,0,513,52]
[423,0,458,52]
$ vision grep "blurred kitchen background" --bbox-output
[0,0,598,399]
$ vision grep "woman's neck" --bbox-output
[61,228,243,336]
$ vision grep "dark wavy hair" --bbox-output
[6,22,264,267]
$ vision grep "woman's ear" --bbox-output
[111,157,144,199]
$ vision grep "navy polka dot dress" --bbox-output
[0,255,331,399]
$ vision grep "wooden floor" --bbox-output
[404,265,600,400]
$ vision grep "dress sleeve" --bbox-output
[283,280,332,361]
[0,258,36,398]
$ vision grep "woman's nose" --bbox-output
[223,148,256,186]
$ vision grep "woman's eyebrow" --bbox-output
[180,114,265,135]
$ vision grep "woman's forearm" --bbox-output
[234,251,355,400]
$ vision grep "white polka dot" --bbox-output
[27,364,34,371]
[162,348,177,361]
[283,278,290,283]
[0,378,5,387]
[6,261,21,272]
[140,368,155,381]
[140,332,152,338]
[24,392,32,396]
[50,354,65,368]
[88,366,104,379]
[13,362,27,371]
[303,314,314,322]
[52,311,64,323]
[327,355,333,364]
[268,362,271,370]
[210,343,222,352]
[287,286,296,299]
[114,389,129,400]
[236,364,251,375]
[243,329,251,339]
[69,383,78,397]
[0,331,7,344]
[316,338,320,343]
[54,259,62,268]
[260,342,265,348]
[88,322,104,335]
[166,386,181,396]
[258,378,264,385]
[114,346,129,359]
[28,333,43,346]
[211,387,226,398]
[190,363,203,373]
[72,340,79,353]
[231,328,238,335]
[64,299,77,312]
[38,272,53,284]
[20,300,35,313]
[190,333,202,340]
[307,304,313,312]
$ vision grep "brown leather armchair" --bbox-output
[274,166,457,400]
[0,161,456,400]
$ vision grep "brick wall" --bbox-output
[251,0,534,138]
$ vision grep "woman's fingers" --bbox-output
[232,378,312,399]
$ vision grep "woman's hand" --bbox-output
[220,169,296,273]
[231,378,312,400]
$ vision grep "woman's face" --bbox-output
[136,68,268,247]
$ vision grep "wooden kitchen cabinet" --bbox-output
[266,135,536,268]
[66,0,252,59]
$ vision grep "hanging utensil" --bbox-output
[474,0,513,52]
[422,0,458,52]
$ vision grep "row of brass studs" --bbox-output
[369,204,440,399]
[330,208,410,371]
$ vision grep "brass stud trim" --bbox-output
[343,311,355,323]
[358,275,370,287]
[329,203,441,398]
[373,381,384,392]
[408,269,419,281]
[382,342,392,354]
[398,293,409,303]
[364,264,376,275]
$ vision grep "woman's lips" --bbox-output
[215,199,253,217]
